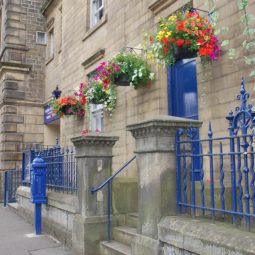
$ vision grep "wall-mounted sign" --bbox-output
[44,105,59,124]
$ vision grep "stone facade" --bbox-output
[42,0,255,174]
[0,0,46,198]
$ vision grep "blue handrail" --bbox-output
[90,155,136,242]
[91,155,136,193]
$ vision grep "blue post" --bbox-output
[208,122,215,221]
[107,182,111,242]
[183,145,188,209]
[22,152,26,183]
[226,111,237,224]
[219,142,225,218]
[35,204,42,235]
[236,137,243,214]
[30,155,47,235]
[175,130,182,213]
[4,171,8,207]
[199,144,205,215]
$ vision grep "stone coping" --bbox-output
[17,186,78,214]
[158,216,255,255]
[126,115,202,131]
[71,134,119,146]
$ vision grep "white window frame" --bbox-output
[49,29,54,58]
[90,104,104,132]
[90,0,104,28]
[36,31,47,45]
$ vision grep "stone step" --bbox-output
[7,202,18,211]
[100,240,131,255]
[113,226,138,246]
[126,213,138,228]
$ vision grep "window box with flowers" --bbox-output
[147,10,221,66]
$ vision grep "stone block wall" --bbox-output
[0,0,46,199]
[16,186,78,247]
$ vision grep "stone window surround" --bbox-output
[90,0,104,28]
[81,48,105,69]
[82,14,107,42]
[46,18,55,65]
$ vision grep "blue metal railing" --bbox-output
[22,143,77,194]
[176,78,255,229]
[90,155,137,241]
[4,169,22,207]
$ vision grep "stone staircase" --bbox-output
[100,213,138,255]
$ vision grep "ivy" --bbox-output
[221,40,230,47]
[228,49,237,59]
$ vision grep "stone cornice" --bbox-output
[0,62,31,75]
[71,134,119,147]
[0,44,29,61]
[148,0,177,15]
[127,115,202,139]
[41,0,58,15]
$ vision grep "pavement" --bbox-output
[0,204,74,255]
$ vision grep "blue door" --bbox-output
[168,59,200,181]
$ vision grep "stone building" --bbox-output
[10,0,255,254]
[41,0,255,214]
[0,0,46,198]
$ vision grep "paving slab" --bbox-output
[0,204,74,255]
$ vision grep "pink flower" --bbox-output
[95,128,100,133]
[81,129,88,135]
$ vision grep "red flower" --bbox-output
[199,47,213,56]
[162,36,170,46]
[149,36,154,42]
[81,129,88,135]
[197,38,205,45]
[163,47,168,54]
[176,39,185,46]
[176,20,185,30]
[80,96,86,105]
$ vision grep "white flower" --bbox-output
[149,72,155,80]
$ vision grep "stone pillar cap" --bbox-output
[71,133,119,147]
[127,115,202,131]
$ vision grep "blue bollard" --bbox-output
[30,155,47,235]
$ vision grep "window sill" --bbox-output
[82,14,108,42]
[46,56,54,65]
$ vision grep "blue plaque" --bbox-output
[44,105,59,124]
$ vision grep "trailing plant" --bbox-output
[81,80,117,113]
[110,52,155,89]
[147,10,221,66]
[50,95,86,117]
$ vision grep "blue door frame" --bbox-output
[168,59,201,181]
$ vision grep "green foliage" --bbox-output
[221,40,230,47]
[244,56,255,65]
[228,48,237,59]
[83,81,117,113]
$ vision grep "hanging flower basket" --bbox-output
[50,95,86,117]
[62,105,74,115]
[113,73,130,86]
[110,53,155,89]
[174,45,197,60]
[147,10,221,66]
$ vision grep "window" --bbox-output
[48,29,54,58]
[90,0,104,28]
[36,31,47,44]
[90,104,104,132]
